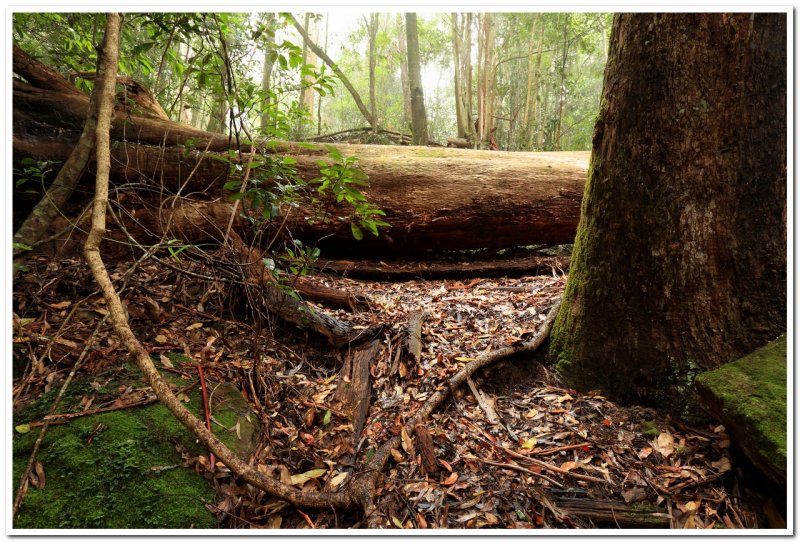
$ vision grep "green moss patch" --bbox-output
[695,335,787,487]
[13,364,259,529]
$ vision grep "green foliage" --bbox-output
[166,239,191,261]
[219,143,388,280]
[310,145,389,237]
[13,158,60,189]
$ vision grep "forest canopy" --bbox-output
[13,12,611,150]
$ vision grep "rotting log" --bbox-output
[334,340,382,447]
[14,45,588,257]
[414,425,438,475]
[553,497,670,528]
[314,254,570,280]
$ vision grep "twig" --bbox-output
[479,458,565,489]
[198,337,216,470]
[474,431,606,484]
[531,443,593,456]
[36,382,198,425]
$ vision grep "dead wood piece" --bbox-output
[414,424,438,475]
[403,310,426,366]
[446,137,471,148]
[294,279,372,312]
[554,497,670,528]
[334,340,382,447]
[316,255,570,281]
[466,376,500,425]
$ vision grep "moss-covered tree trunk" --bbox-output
[550,13,786,413]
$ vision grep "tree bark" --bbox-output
[405,13,428,145]
[550,13,787,414]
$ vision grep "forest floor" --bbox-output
[11,254,779,530]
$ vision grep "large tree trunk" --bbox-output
[13,44,587,256]
[549,13,787,414]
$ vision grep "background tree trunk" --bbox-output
[550,13,787,414]
[366,13,379,134]
[553,14,570,151]
[451,13,469,140]
[260,13,276,134]
[405,13,428,145]
[396,14,412,130]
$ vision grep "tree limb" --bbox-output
[287,13,375,128]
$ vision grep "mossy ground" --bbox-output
[13,355,257,529]
[695,335,787,482]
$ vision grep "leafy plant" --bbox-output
[13,158,60,189]
[310,145,390,240]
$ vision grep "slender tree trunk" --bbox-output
[465,14,475,144]
[405,13,428,145]
[550,13,787,414]
[397,14,412,130]
[206,85,227,134]
[289,13,375,129]
[527,21,546,150]
[296,13,311,138]
[260,13,276,134]
[521,15,539,134]
[303,15,317,116]
[317,15,328,136]
[451,13,467,139]
[367,13,379,134]
[554,14,570,151]
[476,13,496,147]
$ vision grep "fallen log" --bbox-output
[553,497,670,528]
[13,45,588,257]
[315,254,571,280]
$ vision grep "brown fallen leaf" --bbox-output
[401,427,414,454]
[653,432,675,458]
[440,472,458,485]
[390,448,405,463]
[159,354,174,368]
[33,461,46,489]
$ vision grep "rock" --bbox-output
[695,335,786,488]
